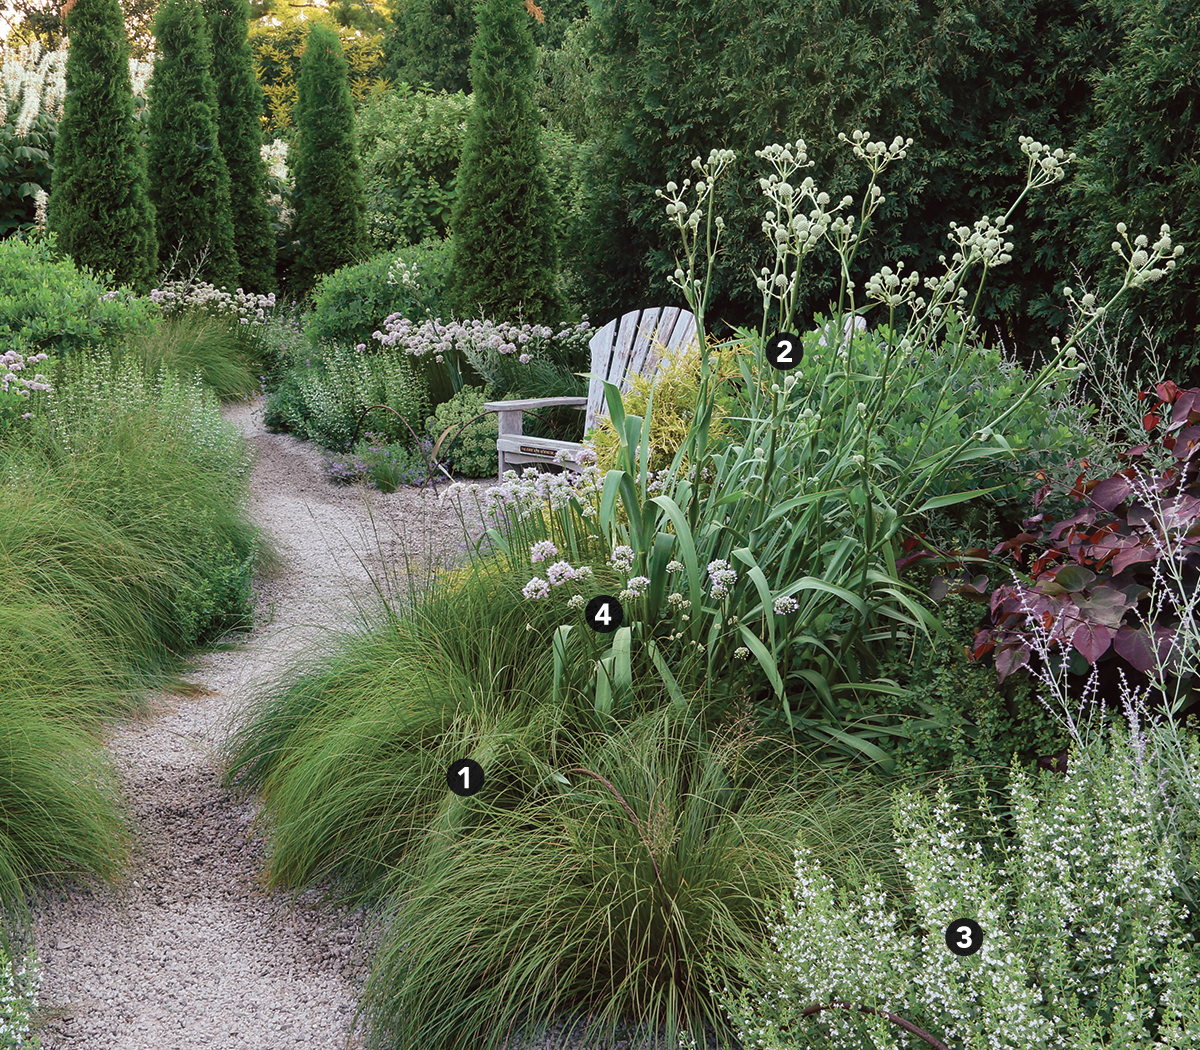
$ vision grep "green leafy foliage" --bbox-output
[308,238,452,351]
[879,591,1067,785]
[381,0,586,96]
[425,384,500,478]
[288,22,368,302]
[146,0,239,290]
[357,84,471,252]
[0,102,54,237]
[264,342,430,451]
[0,234,157,359]
[446,0,564,325]
[174,509,260,648]
[249,8,388,136]
[785,315,1096,539]
[203,0,277,294]
[45,0,157,293]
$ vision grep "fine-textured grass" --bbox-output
[348,698,912,1050]
[120,309,262,403]
[221,549,926,1050]
[0,342,286,941]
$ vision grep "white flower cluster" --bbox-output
[0,941,42,1049]
[1,41,67,137]
[372,313,591,373]
[148,280,276,326]
[261,139,293,229]
[707,558,738,599]
[479,464,603,524]
[704,720,1200,1050]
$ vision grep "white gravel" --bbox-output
[27,395,730,1050]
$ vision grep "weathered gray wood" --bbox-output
[483,307,699,477]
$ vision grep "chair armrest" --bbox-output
[482,397,587,411]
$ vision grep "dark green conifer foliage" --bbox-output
[204,0,277,293]
[447,0,563,324]
[47,0,156,293]
[289,22,367,302]
[146,0,239,289]
[1064,0,1200,385]
[575,0,1116,365]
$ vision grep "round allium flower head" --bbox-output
[773,595,800,615]
[546,560,577,586]
[530,540,558,563]
[522,577,551,600]
[610,545,635,573]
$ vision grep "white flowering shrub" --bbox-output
[147,279,277,326]
[698,714,1200,1050]
[1,42,154,235]
[0,938,41,1050]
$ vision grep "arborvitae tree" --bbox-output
[146,0,239,289]
[289,21,367,301]
[575,0,1118,363]
[447,0,563,324]
[1063,0,1200,387]
[203,0,277,292]
[47,0,156,293]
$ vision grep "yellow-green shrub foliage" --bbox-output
[588,335,755,476]
[250,12,388,135]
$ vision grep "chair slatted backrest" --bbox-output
[583,307,699,435]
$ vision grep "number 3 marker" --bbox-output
[944,918,983,956]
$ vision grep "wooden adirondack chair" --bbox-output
[483,306,699,477]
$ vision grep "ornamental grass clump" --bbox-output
[462,128,1184,769]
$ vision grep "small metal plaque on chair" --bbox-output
[520,445,557,457]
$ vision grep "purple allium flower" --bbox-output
[522,577,551,600]
[530,540,559,563]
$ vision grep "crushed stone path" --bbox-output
[28,395,492,1050]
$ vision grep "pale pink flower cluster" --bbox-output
[1,349,52,420]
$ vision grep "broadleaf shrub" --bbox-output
[960,381,1200,706]
[264,341,430,452]
[308,237,452,352]
[0,234,156,358]
[425,384,503,479]
[357,84,471,253]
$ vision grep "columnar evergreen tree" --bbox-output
[447,0,563,324]
[146,0,239,290]
[289,21,367,301]
[204,0,277,293]
[47,0,156,293]
[1063,0,1200,386]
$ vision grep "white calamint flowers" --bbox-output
[688,716,1200,1050]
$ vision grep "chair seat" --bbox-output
[483,306,699,478]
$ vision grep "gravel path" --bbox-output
[28,395,493,1050]
[27,395,729,1050]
